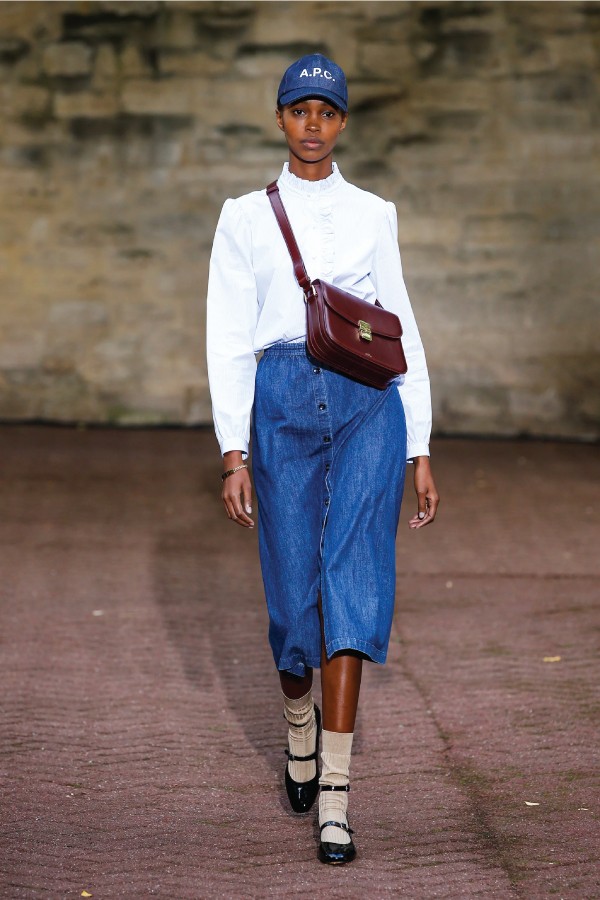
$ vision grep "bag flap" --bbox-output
[317,281,403,339]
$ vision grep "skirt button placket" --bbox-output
[312,367,334,529]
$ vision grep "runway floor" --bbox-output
[1,425,598,898]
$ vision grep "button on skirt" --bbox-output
[251,342,407,677]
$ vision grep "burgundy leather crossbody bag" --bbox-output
[266,181,408,390]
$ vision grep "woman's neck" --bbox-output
[287,154,334,182]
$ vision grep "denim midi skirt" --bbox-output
[251,342,407,677]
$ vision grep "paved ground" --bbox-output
[0,425,598,899]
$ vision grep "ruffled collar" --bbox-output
[277,161,343,196]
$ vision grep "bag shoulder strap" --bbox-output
[266,181,312,295]
[266,179,384,309]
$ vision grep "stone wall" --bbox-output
[0,0,598,439]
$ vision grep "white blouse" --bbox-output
[206,162,432,461]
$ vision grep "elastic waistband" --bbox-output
[263,341,308,357]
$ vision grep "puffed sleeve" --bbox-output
[371,202,432,460]
[206,199,259,459]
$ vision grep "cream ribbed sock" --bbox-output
[283,690,317,783]
[319,729,354,845]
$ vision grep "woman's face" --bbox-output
[276,98,347,165]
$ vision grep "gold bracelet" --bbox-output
[222,463,248,481]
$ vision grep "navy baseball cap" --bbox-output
[277,53,348,112]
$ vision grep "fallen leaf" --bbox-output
[543,656,561,663]
[82,893,92,898]
[525,801,540,806]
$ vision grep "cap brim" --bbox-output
[278,88,348,112]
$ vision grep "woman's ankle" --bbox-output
[319,729,354,844]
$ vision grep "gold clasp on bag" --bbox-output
[358,320,372,342]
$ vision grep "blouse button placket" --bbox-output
[318,199,335,281]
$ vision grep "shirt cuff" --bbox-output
[220,437,249,460]
[407,442,430,463]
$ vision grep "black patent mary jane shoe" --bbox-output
[318,821,356,865]
[317,785,356,865]
[284,704,321,813]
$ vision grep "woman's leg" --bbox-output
[280,667,320,810]
[279,669,312,700]
[318,593,363,730]
[320,651,362,732]
[318,598,361,860]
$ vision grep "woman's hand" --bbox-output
[408,456,439,529]
[222,451,254,528]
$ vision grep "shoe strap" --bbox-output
[319,820,354,835]
[319,784,350,792]
[285,747,317,762]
